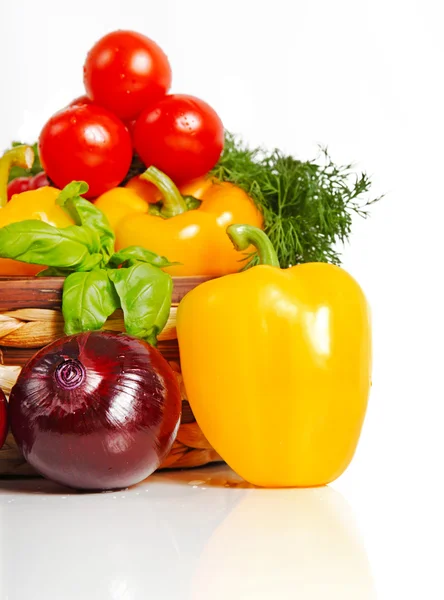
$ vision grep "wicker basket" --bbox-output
[0,276,222,477]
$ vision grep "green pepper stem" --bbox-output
[227,224,280,267]
[0,145,34,208]
[140,166,188,218]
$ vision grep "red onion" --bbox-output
[9,331,181,491]
[0,389,7,449]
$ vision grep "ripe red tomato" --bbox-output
[7,177,32,200]
[29,172,50,190]
[134,94,224,183]
[68,95,92,107]
[83,30,172,122]
[39,104,132,198]
[125,119,137,148]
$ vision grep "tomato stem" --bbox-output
[227,224,280,267]
[0,145,34,208]
[141,166,188,218]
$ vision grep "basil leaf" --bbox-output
[108,246,178,269]
[62,269,120,335]
[109,263,172,346]
[36,267,75,277]
[57,181,89,206]
[0,220,101,270]
[57,181,115,259]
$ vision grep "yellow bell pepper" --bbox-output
[177,224,372,487]
[95,168,263,277]
[93,187,148,231]
[0,145,73,276]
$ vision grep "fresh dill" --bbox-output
[211,133,381,268]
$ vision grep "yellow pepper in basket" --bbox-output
[0,145,73,276]
[177,224,372,487]
[95,168,263,277]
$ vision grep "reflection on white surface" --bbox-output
[0,465,375,600]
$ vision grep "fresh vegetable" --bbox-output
[9,331,181,490]
[0,145,73,276]
[134,94,224,183]
[0,389,7,450]
[123,172,214,205]
[211,133,381,267]
[0,144,34,207]
[0,180,173,344]
[84,30,172,121]
[7,172,49,200]
[5,141,43,183]
[7,177,32,199]
[113,132,379,268]
[29,171,50,190]
[96,172,235,229]
[39,104,132,198]
[68,95,92,107]
[97,165,262,276]
[94,187,149,230]
[124,173,160,203]
[0,187,73,229]
[177,224,372,487]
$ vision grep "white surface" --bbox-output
[0,465,376,600]
[1,0,444,598]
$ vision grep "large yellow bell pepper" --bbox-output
[177,224,372,487]
[0,145,73,276]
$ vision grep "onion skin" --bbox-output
[0,389,7,449]
[9,331,181,491]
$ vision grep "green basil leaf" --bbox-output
[62,269,120,336]
[108,246,178,269]
[57,181,89,205]
[0,220,101,270]
[108,263,172,346]
[57,181,115,259]
[36,267,75,277]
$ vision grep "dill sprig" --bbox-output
[211,133,381,268]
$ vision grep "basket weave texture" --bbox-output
[0,276,221,476]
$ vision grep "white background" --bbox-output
[1,0,443,598]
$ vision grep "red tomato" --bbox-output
[134,94,224,183]
[29,172,50,190]
[69,95,92,107]
[39,104,132,198]
[125,119,137,149]
[7,177,32,200]
[83,30,172,122]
